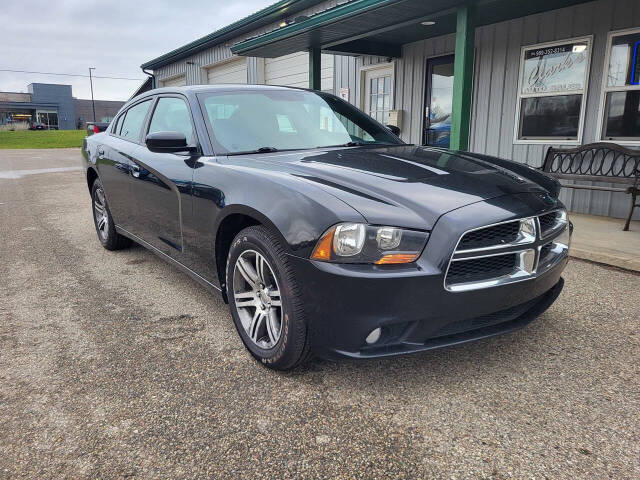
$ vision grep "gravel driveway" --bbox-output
[1,148,638,479]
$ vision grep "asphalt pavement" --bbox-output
[1,148,638,479]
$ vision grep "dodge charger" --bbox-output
[82,85,571,370]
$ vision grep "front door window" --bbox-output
[424,55,454,147]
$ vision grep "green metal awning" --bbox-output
[231,0,594,58]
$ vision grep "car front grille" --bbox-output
[458,221,520,251]
[538,211,560,237]
[538,212,557,233]
[447,254,517,284]
[445,210,569,292]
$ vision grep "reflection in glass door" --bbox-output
[423,55,454,147]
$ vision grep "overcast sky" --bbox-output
[1,0,275,101]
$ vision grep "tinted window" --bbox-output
[148,97,194,144]
[119,100,152,142]
[606,32,640,87]
[603,90,640,140]
[199,90,402,154]
[519,95,581,139]
[601,31,640,141]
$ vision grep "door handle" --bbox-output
[130,163,141,178]
[97,147,105,158]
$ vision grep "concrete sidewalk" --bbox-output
[569,213,640,272]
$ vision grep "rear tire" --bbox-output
[91,178,131,251]
[226,225,311,370]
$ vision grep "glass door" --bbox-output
[423,55,454,147]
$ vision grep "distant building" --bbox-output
[0,83,125,130]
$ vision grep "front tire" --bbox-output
[226,226,310,370]
[91,178,131,251]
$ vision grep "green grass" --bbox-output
[0,129,87,149]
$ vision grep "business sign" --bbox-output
[522,42,589,94]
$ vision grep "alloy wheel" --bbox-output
[233,250,282,349]
[93,186,109,241]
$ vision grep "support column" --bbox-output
[309,47,321,90]
[450,4,475,151]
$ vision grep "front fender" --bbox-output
[193,159,365,260]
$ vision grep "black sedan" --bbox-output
[82,85,571,370]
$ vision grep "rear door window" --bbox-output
[119,100,152,142]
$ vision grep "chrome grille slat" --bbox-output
[445,209,569,292]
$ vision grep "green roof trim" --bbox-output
[231,0,398,55]
[141,0,322,70]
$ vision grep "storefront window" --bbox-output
[36,111,59,129]
[600,28,640,142]
[515,37,591,143]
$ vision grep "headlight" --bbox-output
[333,223,365,256]
[311,223,429,264]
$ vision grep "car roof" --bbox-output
[121,83,323,114]
[145,83,312,97]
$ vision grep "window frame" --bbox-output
[513,35,593,145]
[358,62,395,122]
[596,27,640,146]
[109,97,154,145]
[145,93,200,151]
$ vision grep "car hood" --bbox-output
[223,145,554,230]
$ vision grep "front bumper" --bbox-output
[288,193,570,359]
[288,254,566,359]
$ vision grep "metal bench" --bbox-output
[542,143,640,231]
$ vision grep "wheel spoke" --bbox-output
[237,257,259,288]
[265,309,279,345]
[235,297,256,309]
[256,254,267,285]
[248,309,265,342]
[93,201,104,214]
[97,217,106,231]
[269,290,281,307]
[234,291,254,299]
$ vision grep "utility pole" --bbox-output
[89,67,96,123]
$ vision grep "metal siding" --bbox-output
[154,0,341,85]
[466,0,639,220]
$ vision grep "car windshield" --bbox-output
[198,89,403,154]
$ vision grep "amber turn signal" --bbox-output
[310,226,336,261]
[374,253,419,264]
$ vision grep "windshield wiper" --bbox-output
[226,146,279,156]
[320,141,387,148]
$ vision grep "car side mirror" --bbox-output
[145,131,195,153]
[385,124,401,136]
